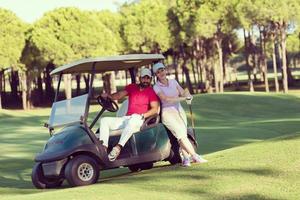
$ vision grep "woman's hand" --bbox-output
[186,95,193,105]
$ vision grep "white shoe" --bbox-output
[191,154,208,163]
[108,146,121,161]
[182,158,191,167]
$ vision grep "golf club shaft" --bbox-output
[188,104,195,129]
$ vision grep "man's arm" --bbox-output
[102,90,128,101]
[143,101,159,119]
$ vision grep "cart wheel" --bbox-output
[128,165,141,172]
[139,162,153,170]
[65,155,99,187]
[168,148,182,165]
[31,163,64,189]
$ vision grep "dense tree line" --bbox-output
[0,0,299,109]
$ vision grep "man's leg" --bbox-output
[99,116,128,147]
[118,116,144,147]
[108,115,144,161]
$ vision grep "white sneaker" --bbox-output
[191,154,208,163]
[108,146,121,161]
[182,158,191,167]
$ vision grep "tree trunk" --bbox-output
[215,39,224,93]
[182,59,194,94]
[271,35,280,93]
[206,64,213,94]
[196,59,204,93]
[76,74,81,96]
[37,74,43,104]
[9,70,19,100]
[64,74,72,99]
[243,29,254,92]
[259,27,269,92]
[111,72,117,94]
[0,71,3,109]
[172,55,179,82]
[20,71,33,110]
[44,63,55,101]
[102,72,117,95]
[280,23,288,93]
[21,72,27,110]
[213,60,219,93]
[191,58,197,88]
[83,75,90,93]
[2,70,5,93]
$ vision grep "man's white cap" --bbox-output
[152,62,165,74]
[140,68,152,77]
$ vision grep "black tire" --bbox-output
[128,165,140,172]
[139,162,153,170]
[168,149,182,165]
[128,162,153,172]
[31,163,64,189]
[64,155,99,187]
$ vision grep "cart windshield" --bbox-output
[48,94,88,128]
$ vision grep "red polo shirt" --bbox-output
[125,84,158,115]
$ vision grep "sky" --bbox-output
[0,0,130,23]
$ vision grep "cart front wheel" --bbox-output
[65,155,99,187]
[31,163,64,189]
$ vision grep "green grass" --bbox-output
[0,93,300,200]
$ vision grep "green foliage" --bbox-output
[168,0,203,46]
[0,8,26,70]
[261,0,300,24]
[31,7,120,66]
[120,0,171,53]
[287,32,300,53]
[193,0,238,38]
[237,0,300,29]
[94,10,125,53]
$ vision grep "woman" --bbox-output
[153,62,207,167]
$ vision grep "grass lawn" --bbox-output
[0,92,300,200]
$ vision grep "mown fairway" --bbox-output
[0,93,299,200]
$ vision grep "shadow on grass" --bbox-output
[221,193,283,200]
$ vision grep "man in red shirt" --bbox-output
[99,68,159,161]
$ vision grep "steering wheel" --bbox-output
[96,95,119,112]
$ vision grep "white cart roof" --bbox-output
[50,54,164,76]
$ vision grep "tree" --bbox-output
[31,7,120,99]
[193,0,239,93]
[120,0,171,53]
[263,0,300,93]
[0,8,26,109]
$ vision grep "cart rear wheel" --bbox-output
[139,162,153,170]
[31,163,64,189]
[65,155,99,187]
[128,162,153,172]
[128,165,141,172]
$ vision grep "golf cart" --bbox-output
[31,54,198,189]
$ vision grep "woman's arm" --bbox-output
[156,91,186,103]
[175,80,191,98]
